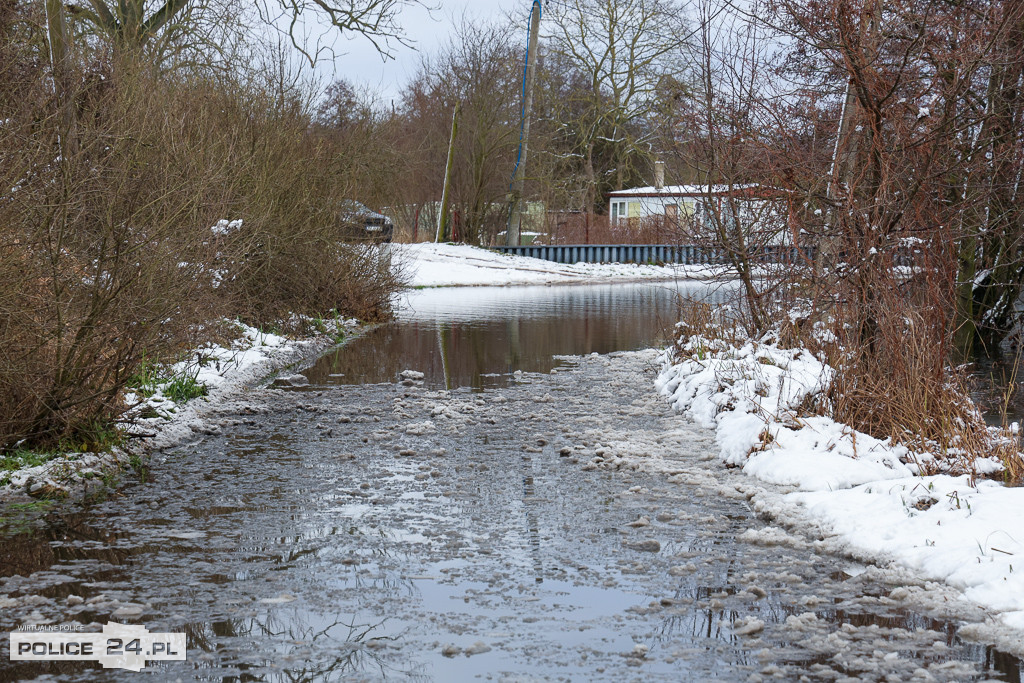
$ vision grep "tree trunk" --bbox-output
[45,0,76,160]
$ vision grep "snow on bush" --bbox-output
[656,338,831,460]
[656,328,1013,489]
[655,335,920,490]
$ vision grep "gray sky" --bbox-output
[320,0,526,103]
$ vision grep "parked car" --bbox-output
[338,200,393,243]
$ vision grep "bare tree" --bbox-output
[545,0,691,211]
[767,0,1024,356]
[951,5,1024,354]
[398,17,522,245]
[62,0,428,63]
[663,0,798,333]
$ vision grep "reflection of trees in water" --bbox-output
[520,475,545,583]
[984,648,1023,681]
[0,658,108,682]
[185,610,428,682]
[0,513,132,579]
[657,554,744,644]
[344,567,418,597]
[306,283,738,390]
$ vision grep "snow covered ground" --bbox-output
[396,242,725,287]
[655,336,1024,652]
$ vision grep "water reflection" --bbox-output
[305,282,734,390]
[182,610,427,682]
[970,351,1024,427]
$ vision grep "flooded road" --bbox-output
[306,281,734,390]
[1,283,1022,681]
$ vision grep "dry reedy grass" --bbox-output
[0,53,405,452]
[786,293,1023,483]
[669,298,747,358]
[1001,441,1024,482]
[826,320,992,478]
[670,287,1023,483]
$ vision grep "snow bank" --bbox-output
[396,242,724,288]
[656,335,1024,645]
[123,321,354,450]
[791,476,1024,625]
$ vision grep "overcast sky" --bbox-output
[318,0,527,103]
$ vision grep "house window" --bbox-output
[612,200,628,223]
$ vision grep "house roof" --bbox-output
[608,183,772,199]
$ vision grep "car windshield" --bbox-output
[339,200,389,222]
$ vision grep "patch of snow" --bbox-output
[656,336,1024,650]
[211,219,243,236]
[405,421,436,436]
[655,341,832,468]
[732,616,765,635]
[396,242,725,288]
[789,476,1024,614]
[736,526,807,548]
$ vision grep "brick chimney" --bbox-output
[654,160,665,190]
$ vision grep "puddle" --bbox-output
[305,281,734,390]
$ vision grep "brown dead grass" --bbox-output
[788,300,1021,482]
[671,288,1023,483]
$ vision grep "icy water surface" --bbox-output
[305,281,734,389]
[0,283,1022,681]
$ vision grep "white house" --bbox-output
[608,183,768,226]
[608,165,792,245]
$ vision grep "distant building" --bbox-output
[608,183,771,225]
[608,179,793,246]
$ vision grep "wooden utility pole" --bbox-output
[436,102,461,243]
[507,0,542,246]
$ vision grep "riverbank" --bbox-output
[654,335,1024,655]
[397,242,725,287]
[0,320,361,505]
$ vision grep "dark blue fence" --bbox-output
[492,244,815,265]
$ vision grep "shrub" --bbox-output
[0,54,405,452]
[200,78,405,325]
[0,67,228,451]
